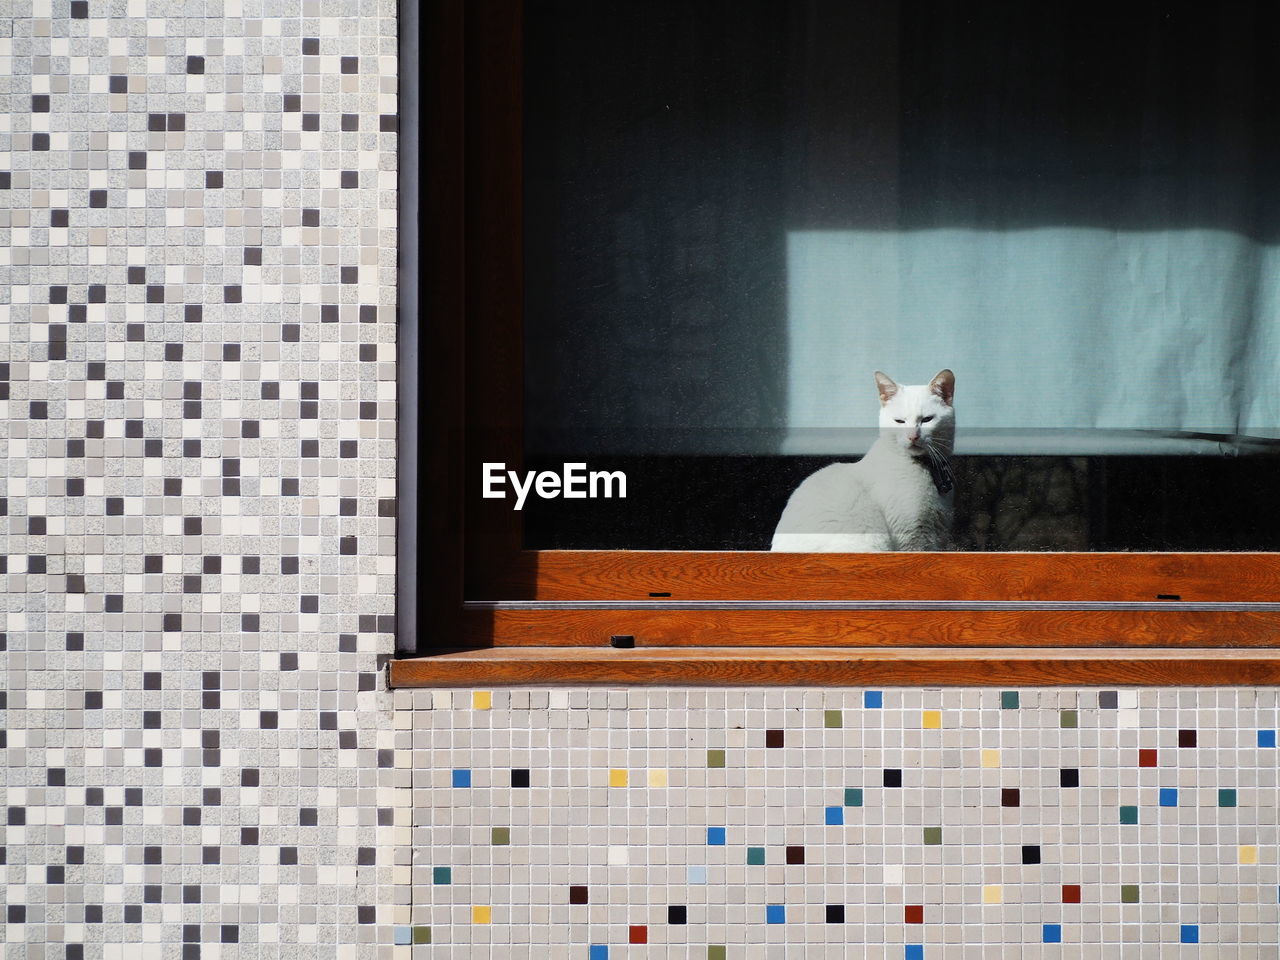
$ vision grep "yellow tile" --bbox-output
[648,769,668,788]
[922,710,942,729]
[982,885,1002,904]
[472,905,491,924]
[1239,845,1258,865]
[981,749,1001,769]
[609,768,629,787]
[472,691,492,710]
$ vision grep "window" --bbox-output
[393,0,1280,686]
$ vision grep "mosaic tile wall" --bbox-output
[4,4,1280,960]
[400,687,1280,959]
[1,1,404,957]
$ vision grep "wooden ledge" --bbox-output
[389,647,1280,687]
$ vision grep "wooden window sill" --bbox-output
[389,647,1280,687]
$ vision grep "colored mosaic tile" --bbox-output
[1043,924,1062,943]
[452,769,472,787]
[1219,789,1237,807]
[826,806,844,825]
[1000,690,1019,709]
[1001,788,1020,807]
[824,709,843,728]
[491,827,510,845]
[707,827,726,846]
[629,925,647,944]
[981,749,1001,768]
[1181,925,1199,944]
[1259,730,1277,748]
[766,904,786,924]
[922,710,942,729]
[864,691,884,708]
[747,847,766,865]
[412,927,432,945]
[707,750,726,768]
[609,768,628,787]
[1179,729,1198,747]
[472,690,492,710]
[1159,788,1178,807]
[1062,885,1081,903]
[1138,749,1158,767]
[983,885,1002,904]
[1121,885,1140,903]
[827,904,846,923]
[472,906,491,924]
[923,827,943,845]
[433,867,452,884]
[844,788,863,806]
[1060,710,1079,728]
[765,729,784,747]
[1120,805,1139,824]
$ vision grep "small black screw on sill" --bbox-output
[1156,594,1181,601]
[649,592,671,598]
[610,635,636,649]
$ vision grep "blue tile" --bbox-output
[394,927,412,945]
[1259,729,1276,748]
[589,946,609,960]
[905,946,924,960]
[432,866,451,884]
[825,806,844,825]
[766,904,785,924]
[1159,788,1178,807]
[1043,924,1062,943]
[864,691,883,709]
[1181,925,1199,944]
[688,866,707,883]
[451,769,471,788]
[707,826,726,845]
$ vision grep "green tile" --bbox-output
[708,948,727,960]
[491,827,510,845]
[1000,691,1019,709]
[412,927,432,944]
[707,749,726,768]
[844,788,863,807]
[432,866,451,884]
[1119,805,1138,824]
[923,827,943,845]
[1120,885,1140,903]
[1060,710,1078,728]
[824,710,843,728]
[1219,789,1237,807]
[747,847,766,865]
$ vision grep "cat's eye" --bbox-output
[894,418,905,424]
[921,416,934,423]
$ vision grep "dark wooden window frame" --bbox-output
[391,0,1280,687]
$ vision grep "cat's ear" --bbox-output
[929,369,955,405]
[874,371,899,405]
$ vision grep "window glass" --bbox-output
[523,1,1280,550]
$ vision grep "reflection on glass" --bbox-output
[524,1,1280,551]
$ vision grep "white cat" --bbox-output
[771,369,956,552]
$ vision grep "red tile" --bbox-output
[629,925,648,944]
[904,905,924,924]
[1138,749,1157,768]
[1062,884,1082,904]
